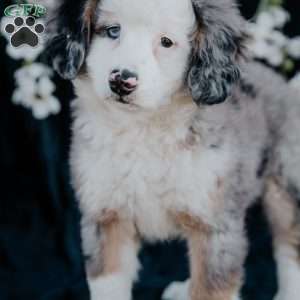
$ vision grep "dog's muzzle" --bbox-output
[109,69,138,100]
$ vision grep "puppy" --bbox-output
[48,0,300,299]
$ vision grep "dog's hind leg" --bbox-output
[82,211,140,300]
[264,177,300,300]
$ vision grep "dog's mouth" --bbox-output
[110,95,139,110]
[116,96,130,105]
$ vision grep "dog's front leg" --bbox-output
[87,211,140,300]
[174,212,245,300]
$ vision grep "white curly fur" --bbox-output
[49,0,300,299]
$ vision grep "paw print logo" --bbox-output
[4,16,44,48]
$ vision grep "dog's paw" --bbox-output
[274,245,300,300]
[275,288,300,300]
[274,292,299,300]
[232,295,241,300]
[88,274,131,300]
[162,280,190,300]
[162,280,241,300]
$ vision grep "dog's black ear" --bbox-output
[46,0,98,80]
[188,0,248,105]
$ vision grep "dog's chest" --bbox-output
[72,107,230,239]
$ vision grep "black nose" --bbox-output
[109,69,138,97]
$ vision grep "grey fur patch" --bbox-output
[239,77,257,98]
[256,147,270,178]
[188,0,248,106]
[205,218,247,291]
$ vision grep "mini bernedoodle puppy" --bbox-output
[48,0,300,299]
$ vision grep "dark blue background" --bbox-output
[0,1,299,299]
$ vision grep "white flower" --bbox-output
[12,63,61,119]
[287,37,300,59]
[248,24,287,66]
[5,43,44,61]
[255,11,276,32]
[248,7,295,67]
[290,73,300,94]
[254,7,290,32]
[267,6,290,29]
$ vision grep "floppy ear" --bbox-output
[188,0,248,105]
[47,0,99,80]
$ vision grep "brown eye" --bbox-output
[161,36,174,48]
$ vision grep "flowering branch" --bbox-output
[257,0,284,13]
[0,0,61,120]
[249,0,300,78]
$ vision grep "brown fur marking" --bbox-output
[83,0,100,44]
[264,177,300,262]
[98,209,119,226]
[172,211,211,234]
[172,211,239,300]
[188,229,239,300]
[88,211,137,278]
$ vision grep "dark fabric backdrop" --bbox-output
[0,1,299,299]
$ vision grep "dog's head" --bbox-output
[48,0,247,108]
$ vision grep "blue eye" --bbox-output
[106,25,121,39]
